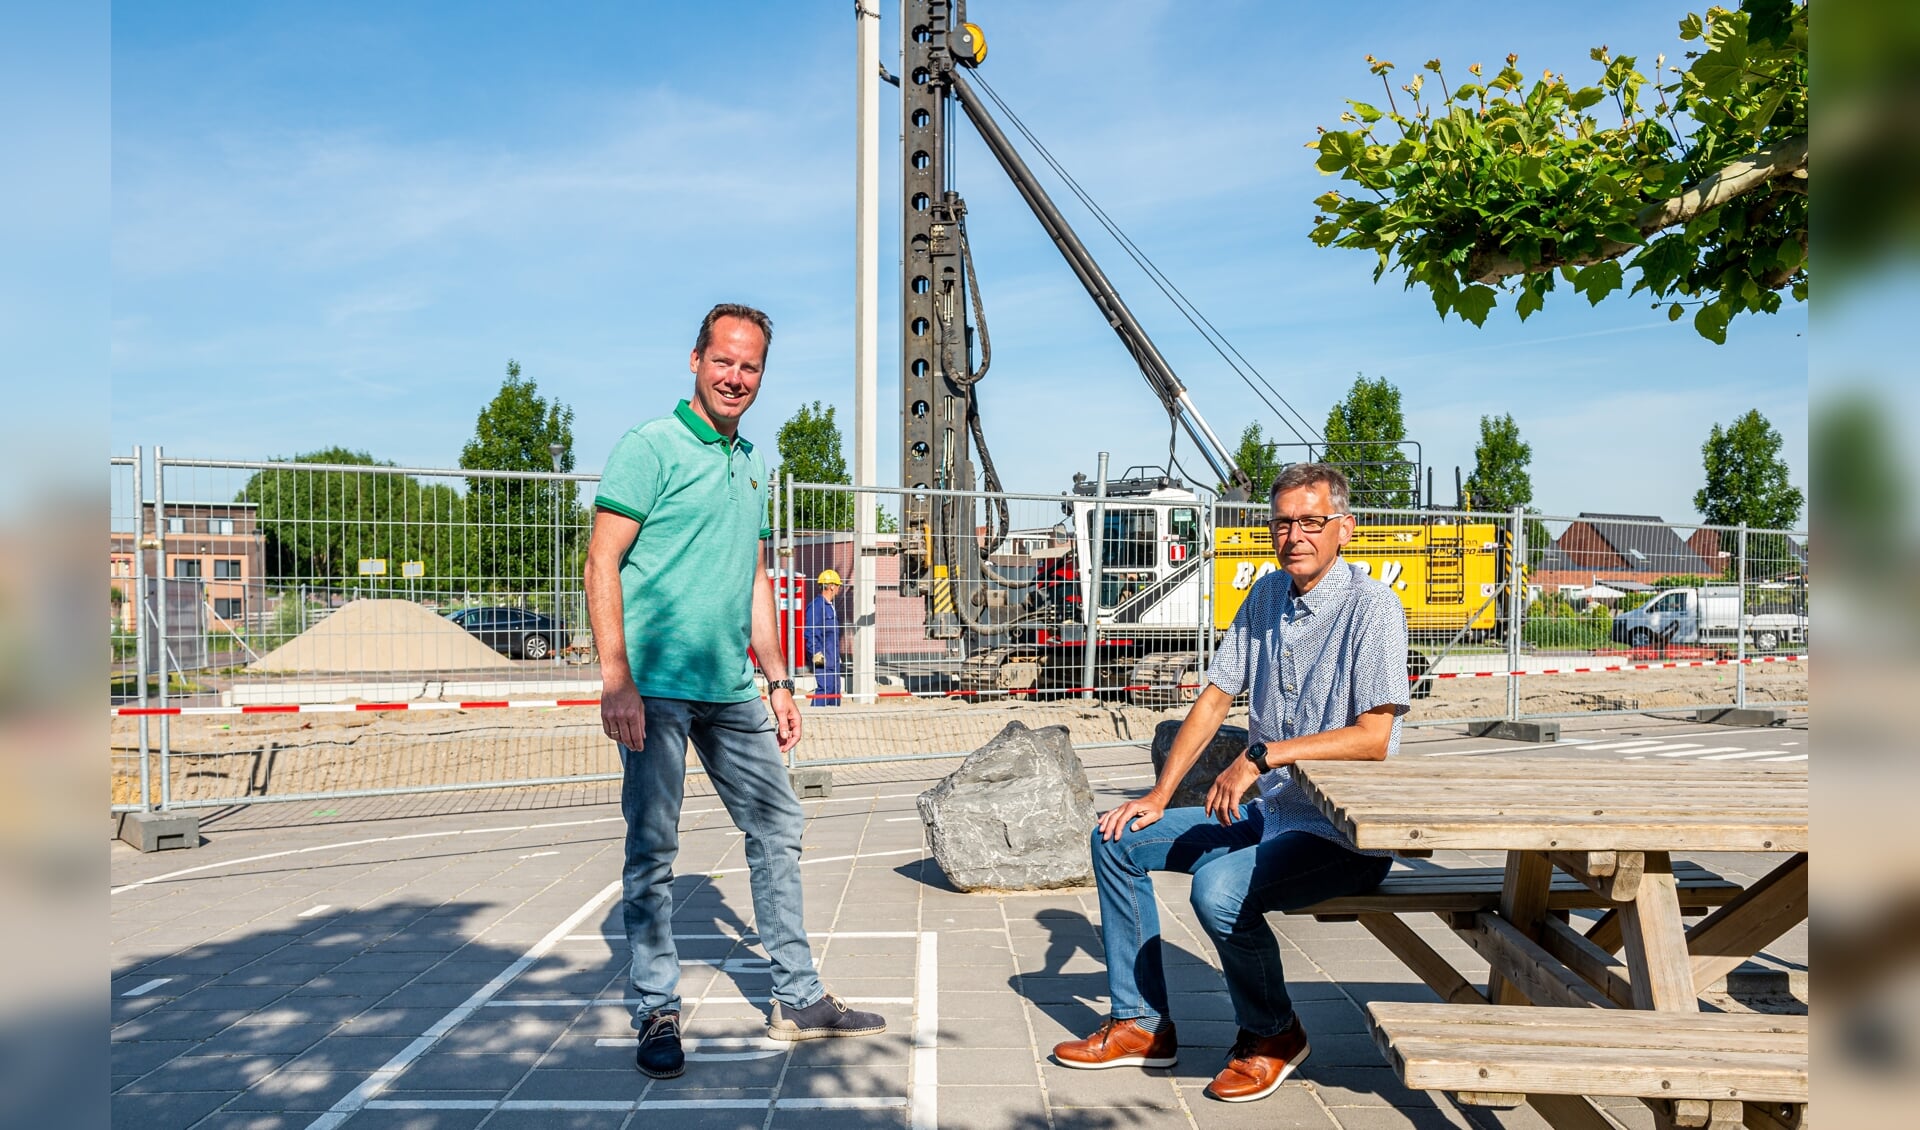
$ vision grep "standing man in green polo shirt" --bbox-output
[585,303,886,1080]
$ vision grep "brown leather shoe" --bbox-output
[1052,1018,1178,1070]
[1205,1021,1310,1102]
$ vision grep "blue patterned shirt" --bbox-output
[1206,559,1410,854]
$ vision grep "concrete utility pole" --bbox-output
[852,0,881,704]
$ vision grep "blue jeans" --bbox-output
[620,697,823,1025]
[1091,805,1391,1036]
[813,665,841,706]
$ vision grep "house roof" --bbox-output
[1570,513,1715,576]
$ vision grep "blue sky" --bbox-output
[106,0,1808,525]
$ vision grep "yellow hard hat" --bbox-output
[817,569,843,586]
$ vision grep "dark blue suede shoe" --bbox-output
[634,1010,684,1078]
[768,994,887,1041]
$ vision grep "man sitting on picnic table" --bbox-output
[1052,463,1411,1103]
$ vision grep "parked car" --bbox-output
[447,607,569,660]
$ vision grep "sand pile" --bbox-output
[249,599,512,674]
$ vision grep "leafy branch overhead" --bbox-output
[1307,0,1806,342]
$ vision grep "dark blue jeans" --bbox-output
[1091,805,1392,1036]
[619,697,822,1026]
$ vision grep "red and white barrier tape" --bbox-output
[109,653,1805,717]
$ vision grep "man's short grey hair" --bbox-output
[1269,462,1351,513]
[694,302,774,359]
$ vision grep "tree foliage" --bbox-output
[1694,408,1803,527]
[1228,422,1286,500]
[1308,0,1807,342]
[775,401,854,531]
[1811,391,1907,564]
[1695,408,1803,579]
[1465,413,1534,511]
[1323,375,1417,510]
[461,360,580,590]
[236,447,467,583]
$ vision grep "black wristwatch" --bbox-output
[767,678,796,695]
[1243,742,1268,772]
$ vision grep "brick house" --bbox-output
[110,501,267,631]
[1528,513,1717,592]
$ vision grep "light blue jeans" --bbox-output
[620,697,822,1025]
[1092,804,1391,1036]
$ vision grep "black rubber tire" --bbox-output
[523,634,551,660]
[1627,628,1654,649]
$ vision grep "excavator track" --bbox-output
[958,645,1043,694]
[1128,650,1201,709]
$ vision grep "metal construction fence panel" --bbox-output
[108,453,1808,815]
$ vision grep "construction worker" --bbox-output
[804,569,844,706]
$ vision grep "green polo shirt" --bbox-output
[594,400,772,703]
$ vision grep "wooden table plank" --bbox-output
[1686,853,1809,987]
[1619,853,1698,1010]
[1492,851,1557,1004]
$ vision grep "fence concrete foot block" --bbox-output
[1694,707,1788,727]
[788,768,832,799]
[116,811,201,852]
[1466,720,1561,743]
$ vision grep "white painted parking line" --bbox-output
[484,995,916,1008]
[302,878,623,1130]
[886,816,920,822]
[708,847,922,876]
[1701,750,1790,761]
[1628,744,1707,755]
[110,815,628,895]
[519,851,560,859]
[1578,739,1679,751]
[121,978,171,998]
[367,1099,908,1113]
[363,1097,907,1112]
[297,904,334,918]
[912,930,938,1130]
[1655,747,1746,758]
[1759,753,1808,762]
[596,1035,785,1062]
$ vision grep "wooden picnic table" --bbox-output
[1292,757,1808,1129]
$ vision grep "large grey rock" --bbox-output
[1149,719,1260,810]
[916,720,1096,891]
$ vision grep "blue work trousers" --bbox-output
[1092,805,1391,1037]
[619,697,823,1026]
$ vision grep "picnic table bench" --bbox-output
[1288,758,1809,1130]
[1367,1002,1807,1130]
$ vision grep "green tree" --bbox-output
[1464,413,1534,511]
[1695,408,1803,579]
[1227,422,1285,501]
[236,447,468,586]
[774,401,854,531]
[1323,374,1417,510]
[460,360,579,595]
[1695,409,1803,527]
[1308,1,1807,343]
[1811,391,1906,566]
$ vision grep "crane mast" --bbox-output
[897,0,1248,630]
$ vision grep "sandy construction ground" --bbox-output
[110,662,1805,810]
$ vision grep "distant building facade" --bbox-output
[110,501,267,631]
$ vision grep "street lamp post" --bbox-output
[549,442,565,666]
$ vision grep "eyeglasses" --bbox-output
[1267,514,1343,534]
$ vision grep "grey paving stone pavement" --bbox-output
[111,719,1806,1129]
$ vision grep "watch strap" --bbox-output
[768,678,796,694]
[1244,742,1267,771]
